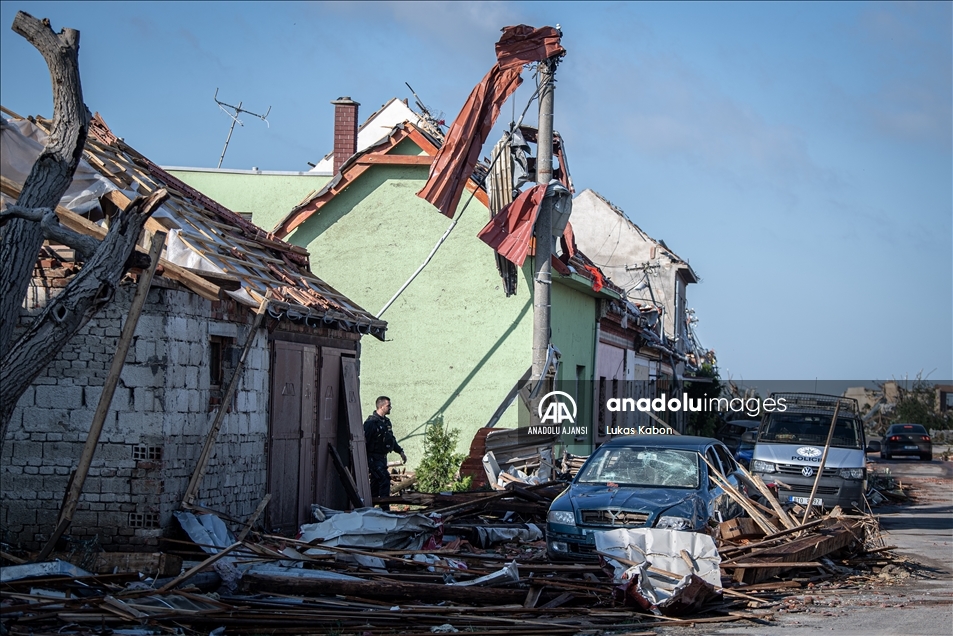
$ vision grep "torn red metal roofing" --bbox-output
[495,25,566,70]
[417,25,566,218]
[477,183,547,267]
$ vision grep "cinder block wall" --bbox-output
[1,269,269,551]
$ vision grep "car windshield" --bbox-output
[760,413,863,449]
[576,447,699,489]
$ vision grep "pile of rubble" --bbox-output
[1,469,909,636]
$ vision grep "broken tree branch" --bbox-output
[0,189,169,448]
[0,11,90,360]
[0,204,101,259]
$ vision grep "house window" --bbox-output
[209,335,236,409]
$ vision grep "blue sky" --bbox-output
[1,1,950,382]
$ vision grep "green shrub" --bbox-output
[415,418,470,493]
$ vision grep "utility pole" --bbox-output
[531,58,556,392]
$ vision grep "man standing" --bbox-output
[364,396,406,510]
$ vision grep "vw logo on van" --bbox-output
[796,447,822,458]
[802,466,814,477]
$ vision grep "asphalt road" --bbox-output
[658,452,953,636]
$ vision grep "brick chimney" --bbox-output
[331,97,360,174]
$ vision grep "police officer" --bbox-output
[364,396,406,510]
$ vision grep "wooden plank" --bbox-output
[356,154,434,165]
[37,230,167,560]
[739,466,798,530]
[328,442,364,509]
[157,542,242,593]
[341,358,373,507]
[699,453,779,535]
[719,517,764,541]
[236,494,272,542]
[241,571,528,605]
[733,520,861,584]
[91,552,182,577]
[94,188,222,301]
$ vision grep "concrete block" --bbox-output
[189,342,204,366]
[120,365,160,388]
[134,388,156,412]
[68,408,96,432]
[35,385,83,409]
[185,365,199,389]
[83,386,104,409]
[22,409,71,433]
[172,391,190,414]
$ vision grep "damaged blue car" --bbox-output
[547,435,747,560]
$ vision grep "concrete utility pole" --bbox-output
[531,58,556,391]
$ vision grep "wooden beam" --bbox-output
[0,176,222,301]
[328,442,364,509]
[236,494,271,542]
[157,542,242,593]
[355,154,434,165]
[732,519,861,584]
[341,358,373,507]
[37,232,166,560]
[699,454,779,535]
[240,570,529,605]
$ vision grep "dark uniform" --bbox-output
[364,411,403,509]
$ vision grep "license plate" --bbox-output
[904,445,918,450]
[789,496,823,506]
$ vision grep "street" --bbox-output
[661,452,953,636]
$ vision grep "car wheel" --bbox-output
[922,453,932,461]
[881,451,891,460]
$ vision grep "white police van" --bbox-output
[748,393,873,510]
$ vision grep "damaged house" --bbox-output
[263,98,627,460]
[0,108,386,549]
[571,189,712,431]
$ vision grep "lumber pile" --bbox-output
[0,451,900,634]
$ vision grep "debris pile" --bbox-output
[2,470,907,636]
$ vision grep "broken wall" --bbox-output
[1,271,269,551]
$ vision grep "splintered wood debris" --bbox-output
[0,474,904,636]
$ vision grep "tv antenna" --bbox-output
[213,88,271,168]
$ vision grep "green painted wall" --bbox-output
[551,281,598,454]
[287,164,533,463]
[167,169,331,233]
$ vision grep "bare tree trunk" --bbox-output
[0,13,165,451]
[0,12,90,359]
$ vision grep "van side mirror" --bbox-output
[866,440,881,453]
[741,431,758,444]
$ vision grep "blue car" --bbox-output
[547,435,747,560]
[734,438,756,468]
